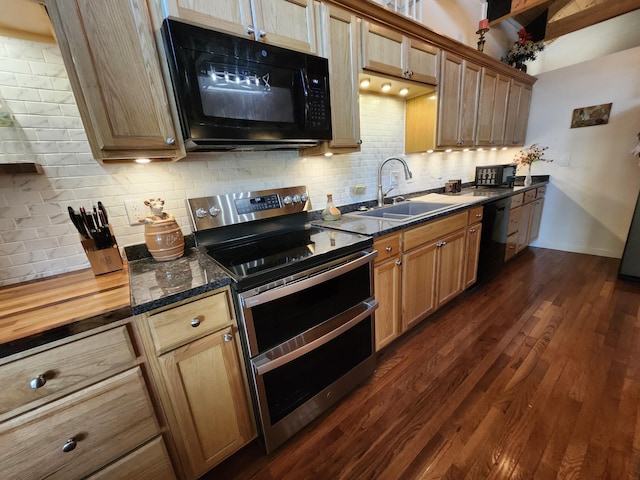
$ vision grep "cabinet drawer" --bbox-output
[404,212,467,251]
[0,325,136,417]
[510,193,524,209]
[0,367,159,480]
[536,185,546,198]
[374,234,401,264]
[148,290,233,354]
[468,206,483,224]
[505,232,519,261]
[86,436,175,480]
[524,189,536,204]
[507,206,522,236]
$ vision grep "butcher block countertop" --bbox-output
[0,266,131,357]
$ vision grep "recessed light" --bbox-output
[426,149,434,153]
[324,152,333,157]
[399,87,409,96]
[135,158,151,164]
[381,83,391,92]
[477,148,484,152]
[360,78,371,88]
[445,149,453,153]
[463,148,470,152]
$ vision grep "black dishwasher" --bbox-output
[477,197,511,282]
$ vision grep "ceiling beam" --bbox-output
[545,0,640,40]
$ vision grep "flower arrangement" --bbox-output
[501,28,545,68]
[515,144,553,167]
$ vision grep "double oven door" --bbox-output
[237,250,378,453]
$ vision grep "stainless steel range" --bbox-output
[187,186,378,453]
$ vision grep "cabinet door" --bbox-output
[158,328,255,478]
[437,53,480,147]
[406,38,439,84]
[517,201,533,252]
[464,223,482,289]
[458,60,481,146]
[46,0,184,162]
[374,258,402,351]
[361,21,405,78]
[476,69,510,146]
[168,0,253,39]
[317,3,361,148]
[504,80,532,146]
[435,229,466,307]
[402,242,437,331]
[254,0,318,53]
[437,51,463,147]
[528,198,544,243]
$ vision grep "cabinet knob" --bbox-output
[190,318,200,328]
[62,438,77,453]
[29,374,46,389]
[357,139,363,145]
[246,26,266,38]
[475,213,482,217]
[224,333,233,342]
[395,260,402,266]
[385,246,393,252]
[470,228,476,233]
[165,137,175,145]
[246,25,256,36]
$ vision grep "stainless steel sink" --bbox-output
[353,201,459,222]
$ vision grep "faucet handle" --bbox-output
[383,185,395,196]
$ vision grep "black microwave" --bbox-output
[161,18,332,151]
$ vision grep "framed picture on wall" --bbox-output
[570,103,612,128]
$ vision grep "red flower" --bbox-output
[516,28,533,45]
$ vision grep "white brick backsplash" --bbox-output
[15,72,53,90]
[0,35,519,287]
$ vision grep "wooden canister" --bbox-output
[144,218,184,261]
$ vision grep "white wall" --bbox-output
[527,45,640,257]
[0,35,518,286]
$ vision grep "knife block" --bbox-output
[81,237,123,276]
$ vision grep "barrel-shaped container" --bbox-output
[144,219,184,261]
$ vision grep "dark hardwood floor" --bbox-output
[203,247,640,479]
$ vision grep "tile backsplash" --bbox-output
[0,35,516,286]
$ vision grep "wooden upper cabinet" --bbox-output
[166,0,318,53]
[361,20,438,83]
[46,0,185,162]
[476,68,510,146]
[504,80,532,146]
[316,3,361,149]
[437,52,481,148]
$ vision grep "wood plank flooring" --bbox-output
[202,247,640,479]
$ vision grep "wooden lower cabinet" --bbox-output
[505,186,546,261]
[0,320,171,479]
[464,207,483,289]
[529,198,544,243]
[135,287,256,480]
[373,249,402,351]
[374,209,479,349]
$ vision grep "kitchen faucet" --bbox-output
[377,156,413,207]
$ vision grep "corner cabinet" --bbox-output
[134,287,256,480]
[0,320,175,480]
[45,0,185,162]
[437,52,481,148]
[164,0,318,54]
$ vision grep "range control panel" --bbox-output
[187,186,311,232]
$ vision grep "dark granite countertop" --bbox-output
[127,178,548,314]
[312,179,548,237]
[127,247,232,315]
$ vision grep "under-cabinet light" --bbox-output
[360,78,371,88]
[463,148,470,152]
[426,149,434,153]
[135,158,151,164]
[324,152,333,157]
[477,148,484,152]
[381,83,392,92]
[399,87,409,96]
[445,149,453,153]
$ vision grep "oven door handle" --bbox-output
[241,250,377,308]
[252,300,378,376]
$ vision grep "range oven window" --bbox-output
[248,262,371,353]
[262,316,372,424]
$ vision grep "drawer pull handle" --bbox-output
[62,438,77,453]
[470,228,476,233]
[395,260,402,266]
[190,318,201,328]
[475,213,482,217]
[29,374,46,389]
[385,246,393,252]
[224,333,233,342]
